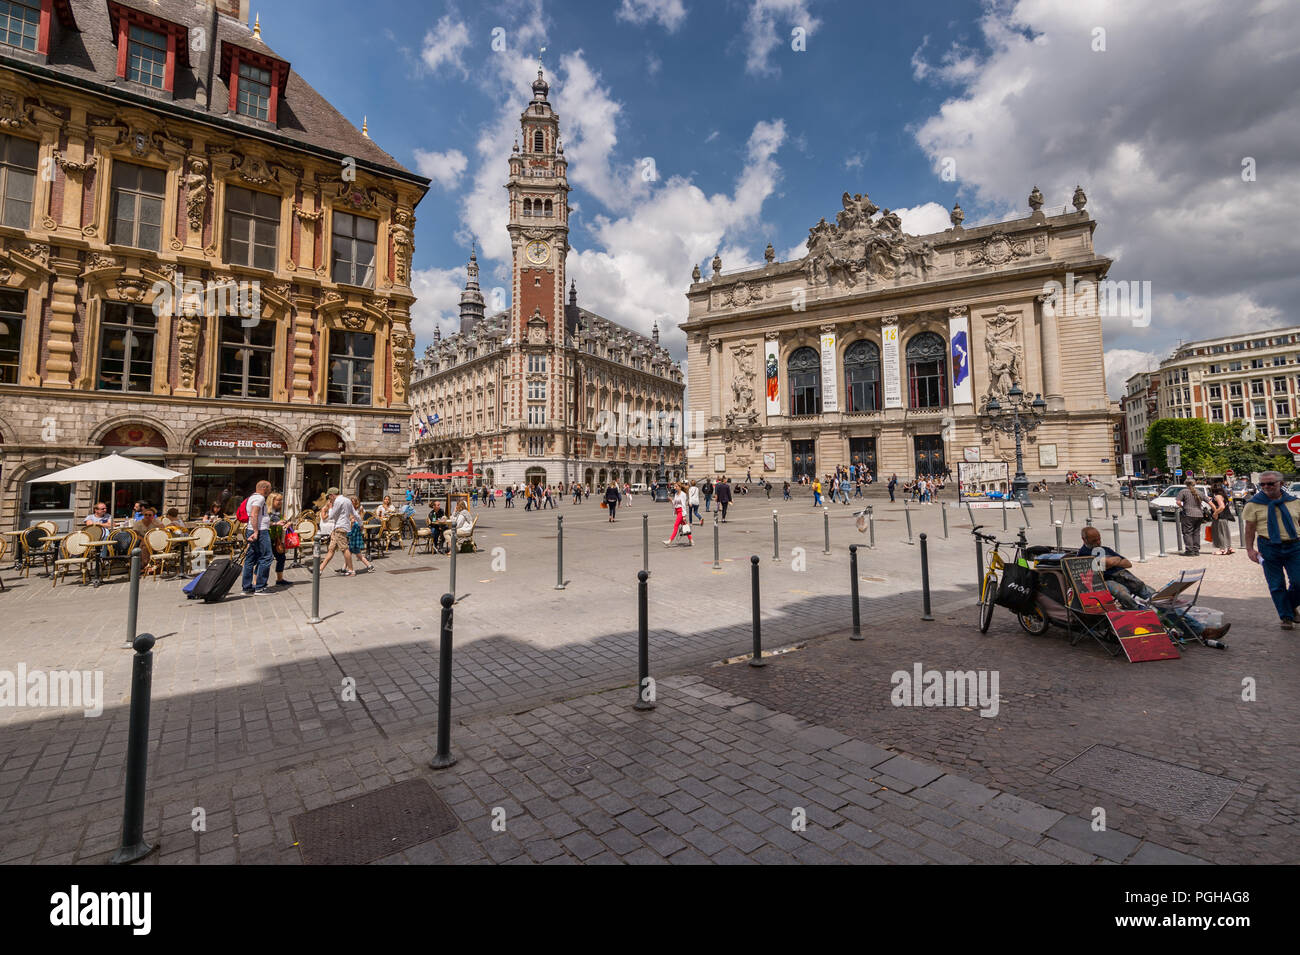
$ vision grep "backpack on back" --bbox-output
[236,497,249,522]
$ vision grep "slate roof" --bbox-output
[0,0,426,186]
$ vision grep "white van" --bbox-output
[629,483,648,495]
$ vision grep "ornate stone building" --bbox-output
[0,0,428,529]
[683,188,1114,482]
[408,69,684,489]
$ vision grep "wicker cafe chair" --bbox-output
[210,519,235,556]
[20,525,53,578]
[101,528,139,582]
[144,528,182,582]
[381,513,404,551]
[82,523,106,543]
[52,531,92,588]
[408,515,434,555]
[453,514,480,554]
[36,520,58,537]
[291,518,317,567]
[187,524,217,573]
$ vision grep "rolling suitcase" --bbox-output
[188,558,241,602]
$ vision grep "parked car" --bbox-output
[1132,484,1162,501]
[1148,484,1210,522]
[628,483,648,495]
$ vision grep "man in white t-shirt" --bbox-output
[241,480,274,594]
[319,487,357,576]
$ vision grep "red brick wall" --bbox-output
[518,268,554,333]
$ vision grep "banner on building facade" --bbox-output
[820,332,838,412]
[948,311,973,405]
[764,339,780,415]
[882,322,902,409]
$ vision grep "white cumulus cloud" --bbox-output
[616,0,687,31]
[420,14,472,77]
[414,148,469,189]
[742,0,821,77]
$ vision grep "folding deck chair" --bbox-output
[1060,556,1180,662]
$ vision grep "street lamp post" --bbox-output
[980,383,1047,506]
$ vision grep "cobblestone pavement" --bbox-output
[0,489,1288,863]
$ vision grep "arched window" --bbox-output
[906,332,947,408]
[844,340,881,412]
[543,199,553,216]
[522,199,532,217]
[788,346,821,416]
[533,129,544,153]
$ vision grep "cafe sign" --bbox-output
[194,429,287,458]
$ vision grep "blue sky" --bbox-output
[262,0,1300,396]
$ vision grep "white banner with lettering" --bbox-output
[764,339,780,415]
[820,332,838,413]
[882,322,902,409]
[947,311,973,406]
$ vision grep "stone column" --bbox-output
[1037,293,1063,405]
[290,293,316,402]
[708,338,722,426]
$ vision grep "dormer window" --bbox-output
[220,41,289,126]
[236,61,272,120]
[109,2,187,93]
[1,0,40,52]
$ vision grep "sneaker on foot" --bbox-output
[1282,618,1294,630]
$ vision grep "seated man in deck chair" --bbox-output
[1077,526,1229,640]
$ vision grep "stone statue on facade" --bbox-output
[983,308,1023,403]
[801,193,936,290]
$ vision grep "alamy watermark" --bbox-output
[1041,270,1151,328]
[891,662,1000,718]
[0,664,103,717]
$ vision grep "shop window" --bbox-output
[97,302,156,393]
[0,133,36,228]
[0,288,24,383]
[225,186,279,270]
[327,331,374,406]
[218,315,275,399]
[331,211,376,288]
[110,162,166,250]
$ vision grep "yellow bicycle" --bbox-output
[974,526,1029,634]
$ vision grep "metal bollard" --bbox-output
[905,501,914,544]
[1156,513,1167,557]
[849,545,863,640]
[823,507,831,555]
[869,507,876,549]
[1137,513,1147,563]
[308,537,322,624]
[942,504,949,539]
[1002,500,1008,531]
[772,510,780,562]
[1237,506,1245,545]
[1112,515,1121,552]
[1105,494,1111,519]
[1068,495,1075,524]
[125,548,141,644]
[430,593,457,769]
[749,556,765,667]
[642,513,649,577]
[713,511,721,570]
[449,531,458,597]
[635,570,654,710]
[554,514,565,590]
[1055,520,1063,549]
[1049,496,1056,525]
[920,534,933,621]
[110,633,158,864]
[1120,493,1125,517]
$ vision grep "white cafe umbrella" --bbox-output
[28,453,181,521]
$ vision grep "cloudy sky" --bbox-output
[269,0,1300,397]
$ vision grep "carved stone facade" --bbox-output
[0,1,427,528]
[683,187,1114,482]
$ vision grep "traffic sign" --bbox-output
[1166,444,1181,468]
[1175,468,1183,477]
[1225,468,1234,479]
[1287,433,1300,455]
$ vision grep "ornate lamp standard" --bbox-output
[654,415,675,502]
[981,383,1047,506]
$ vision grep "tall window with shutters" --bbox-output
[331,212,376,288]
[110,162,166,250]
[0,133,36,229]
[225,186,279,271]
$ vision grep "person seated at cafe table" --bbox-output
[84,502,112,526]
[202,502,225,523]
[133,506,162,533]
[428,500,447,553]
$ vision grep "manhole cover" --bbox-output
[1053,745,1240,823]
[290,779,459,864]
[388,566,434,574]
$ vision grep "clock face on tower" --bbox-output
[525,239,550,265]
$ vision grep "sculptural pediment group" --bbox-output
[802,192,936,290]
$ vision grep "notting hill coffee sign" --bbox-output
[194,428,287,458]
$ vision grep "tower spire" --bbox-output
[459,242,485,335]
